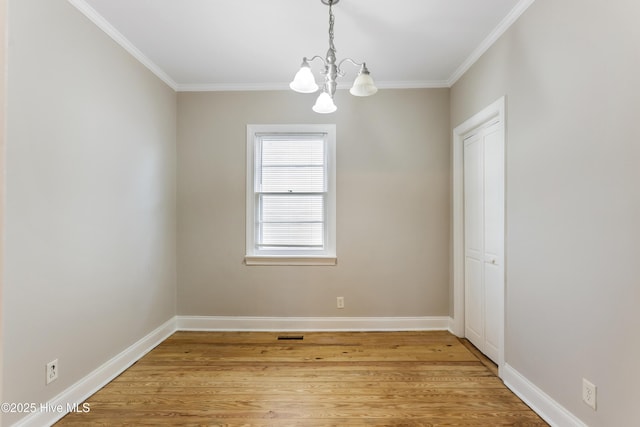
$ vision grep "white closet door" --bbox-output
[464,122,503,364]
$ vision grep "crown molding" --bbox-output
[177,82,289,92]
[447,0,536,86]
[67,0,178,91]
[176,80,449,93]
[374,80,450,90]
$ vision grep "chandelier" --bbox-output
[289,0,378,114]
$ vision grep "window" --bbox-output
[246,124,336,265]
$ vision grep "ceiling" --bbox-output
[70,0,533,91]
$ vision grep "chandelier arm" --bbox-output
[337,57,365,70]
[305,55,328,66]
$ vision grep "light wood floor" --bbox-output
[56,331,548,426]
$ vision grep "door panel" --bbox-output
[483,128,504,263]
[463,137,483,257]
[463,135,484,349]
[465,257,483,344]
[484,261,502,362]
[483,126,504,364]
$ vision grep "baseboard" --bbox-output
[502,364,587,427]
[177,315,452,332]
[12,317,177,427]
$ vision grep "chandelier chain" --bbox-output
[328,0,336,52]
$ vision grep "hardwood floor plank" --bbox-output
[56,414,548,427]
[55,332,548,426]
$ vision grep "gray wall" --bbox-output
[2,0,177,424]
[177,89,450,317]
[451,0,640,425]
[0,0,6,407]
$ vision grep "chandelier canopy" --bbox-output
[289,0,378,114]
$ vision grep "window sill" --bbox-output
[244,256,337,266]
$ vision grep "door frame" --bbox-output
[451,96,506,375]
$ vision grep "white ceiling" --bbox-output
[70,0,533,91]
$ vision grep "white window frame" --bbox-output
[246,124,336,266]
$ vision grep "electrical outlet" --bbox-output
[46,359,58,385]
[336,296,344,309]
[582,378,596,410]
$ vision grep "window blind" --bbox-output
[256,136,326,250]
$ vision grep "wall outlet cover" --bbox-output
[582,378,596,410]
[46,359,59,385]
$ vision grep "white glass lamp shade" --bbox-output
[312,92,337,114]
[289,61,319,93]
[349,67,378,97]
